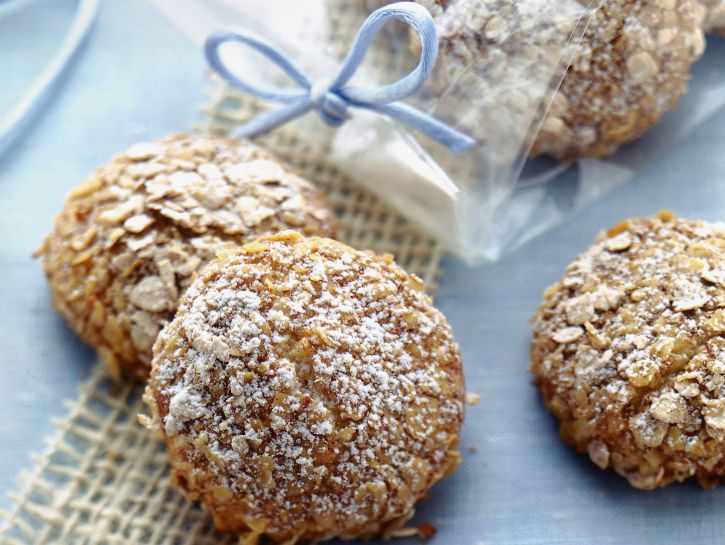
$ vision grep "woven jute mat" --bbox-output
[0,20,447,545]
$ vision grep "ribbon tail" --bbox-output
[365,102,476,154]
[233,97,313,140]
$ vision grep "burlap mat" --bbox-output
[0,6,447,542]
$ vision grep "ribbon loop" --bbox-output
[332,2,438,105]
[204,1,476,153]
[204,31,310,102]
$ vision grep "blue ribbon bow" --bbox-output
[204,2,475,153]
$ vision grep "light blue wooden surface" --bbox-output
[1,1,724,544]
[0,0,205,508]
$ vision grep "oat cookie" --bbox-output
[143,231,465,544]
[532,0,706,159]
[414,0,585,166]
[38,134,337,379]
[416,0,705,160]
[702,0,725,33]
[531,212,725,489]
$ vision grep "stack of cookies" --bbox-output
[39,134,466,544]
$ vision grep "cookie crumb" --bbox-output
[418,522,437,540]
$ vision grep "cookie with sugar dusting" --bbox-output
[38,134,337,380]
[532,0,706,159]
[531,212,725,489]
[143,231,465,544]
[414,0,705,160]
[413,0,588,168]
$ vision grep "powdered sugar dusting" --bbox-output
[145,232,464,543]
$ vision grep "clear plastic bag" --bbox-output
[151,0,725,263]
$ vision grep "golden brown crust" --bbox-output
[531,212,725,489]
[532,0,706,159]
[414,0,584,167]
[416,0,705,160]
[143,231,465,543]
[39,134,337,379]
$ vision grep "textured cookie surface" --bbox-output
[39,134,337,379]
[531,213,725,489]
[532,0,706,159]
[416,0,584,166]
[144,232,465,544]
[415,0,705,160]
[532,0,705,159]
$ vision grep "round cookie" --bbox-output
[416,0,705,160]
[38,134,337,379]
[531,213,725,489]
[415,0,584,166]
[702,0,725,34]
[532,0,706,159]
[143,231,465,544]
